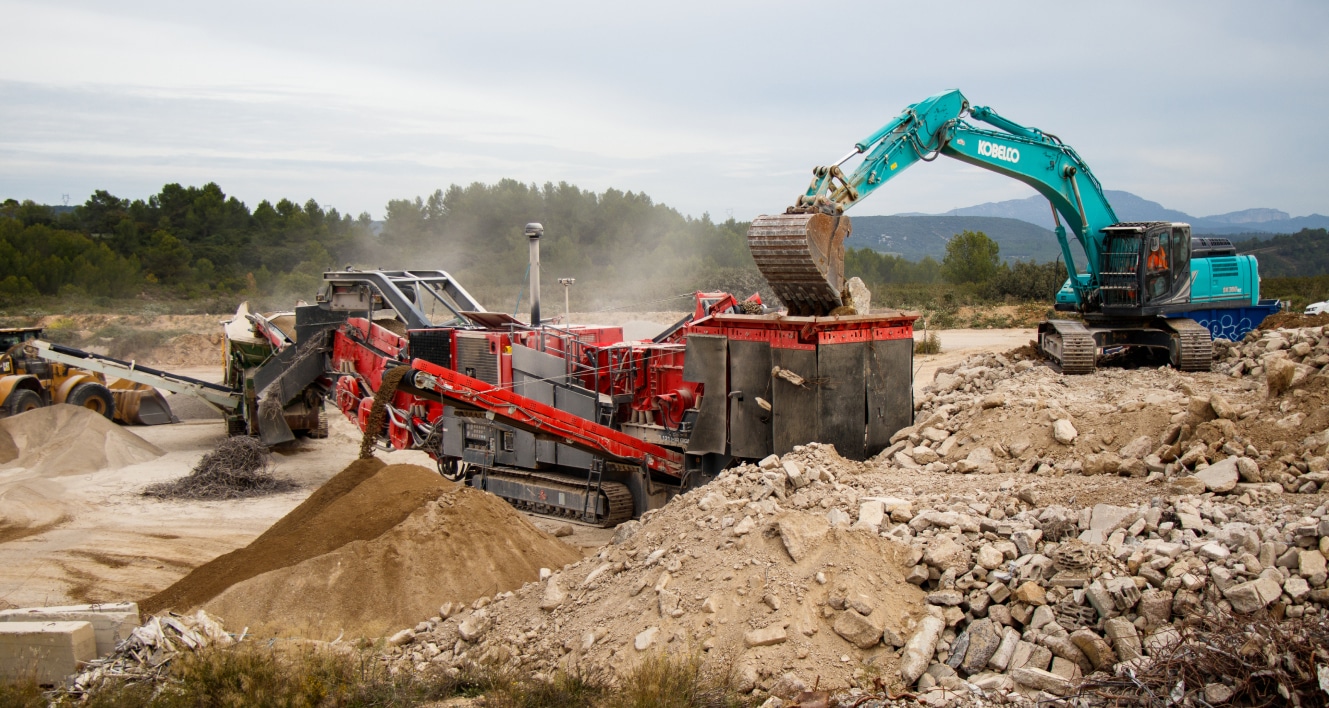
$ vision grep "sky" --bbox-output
[2,0,1327,222]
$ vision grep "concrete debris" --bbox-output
[369,324,1329,706]
[67,610,232,694]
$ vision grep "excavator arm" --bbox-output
[750,89,1119,313]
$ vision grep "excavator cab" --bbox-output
[1096,222,1192,313]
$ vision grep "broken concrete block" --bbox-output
[899,614,944,685]
[1194,457,1239,493]
[1224,577,1283,614]
[743,625,788,648]
[0,621,96,684]
[1299,549,1327,578]
[958,618,1002,675]
[987,626,1022,671]
[832,610,882,649]
[635,626,659,651]
[1010,667,1071,695]
[0,603,139,658]
[1069,628,1117,671]
[777,513,828,563]
[856,500,886,532]
[1104,617,1143,662]
[539,578,567,611]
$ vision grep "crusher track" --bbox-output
[1163,317,1214,372]
[747,212,852,316]
[474,469,634,528]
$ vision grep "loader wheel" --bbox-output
[68,382,116,420]
[3,389,42,417]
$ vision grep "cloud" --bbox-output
[2,0,1327,219]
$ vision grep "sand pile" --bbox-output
[142,459,581,639]
[394,452,927,693]
[0,404,164,475]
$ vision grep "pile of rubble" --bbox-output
[376,326,1329,706]
[900,328,1329,497]
[69,610,234,695]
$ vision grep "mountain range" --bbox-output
[847,191,1329,263]
[925,190,1329,235]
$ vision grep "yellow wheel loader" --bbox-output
[0,327,171,424]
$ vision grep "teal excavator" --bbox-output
[748,89,1279,373]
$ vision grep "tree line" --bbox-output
[2,182,1069,312]
[0,184,372,302]
[847,229,1068,302]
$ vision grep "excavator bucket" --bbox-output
[747,212,852,316]
[108,380,176,425]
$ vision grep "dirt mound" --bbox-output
[205,483,584,639]
[142,333,223,366]
[0,405,164,475]
[141,459,427,613]
[401,451,927,692]
[1255,311,1329,331]
[142,459,581,639]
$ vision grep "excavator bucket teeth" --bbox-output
[110,386,176,426]
[747,212,851,316]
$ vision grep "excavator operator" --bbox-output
[1146,237,1169,299]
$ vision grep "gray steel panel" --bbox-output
[514,429,537,468]
[682,334,728,455]
[867,338,913,456]
[537,438,557,465]
[513,371,554,406]
[252,330,327,405]
[442,409,464,458]
[512,345,567,384]
[772,347,817,455]
[817,342,867,460]
[728,340,773,459]
[555,385,595,469]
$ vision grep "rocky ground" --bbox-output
[378,324,1329,706]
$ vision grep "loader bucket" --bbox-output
[108,380,176,425]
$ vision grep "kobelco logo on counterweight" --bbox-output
[977,140,1019,164]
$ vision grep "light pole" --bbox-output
[558,278,575,320]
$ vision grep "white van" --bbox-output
[1305,301,1329,315]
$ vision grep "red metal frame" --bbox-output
[410,358,684,476]
[686,311,917,349]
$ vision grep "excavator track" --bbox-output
[1038,320,1097,374]
[1162,318,1213,372]
[472,468,634,528]
[747,212,852,316]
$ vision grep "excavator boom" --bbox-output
[749,89,1121,315]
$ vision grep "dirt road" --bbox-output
[913,327,1036,394]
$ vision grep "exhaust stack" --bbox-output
[525,222,543,326]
